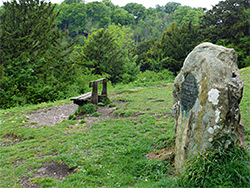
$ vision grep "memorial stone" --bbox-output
[172,42,245,170]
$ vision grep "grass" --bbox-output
[0,67,249,187]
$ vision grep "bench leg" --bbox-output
[101,79,108,97]
[92,82,98,105]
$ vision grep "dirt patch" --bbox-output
[147,148,175,162]
[27,103,78,126]
[154,100,165,102]
[19,161,76,188]
[155,113,172,119]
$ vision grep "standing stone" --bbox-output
[172,42,245,170]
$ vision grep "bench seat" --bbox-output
[71,92,92,105]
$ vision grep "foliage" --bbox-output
[156,2,181,14]
[135,69,175,85]
[200,0,250,68]
[56,2,87,38]
[70,24,137,84]
[111,8,134,26]
[0,0,78,109]
[75,103,96,115]
[178,143,250,187]
[86,1,111,28]
[0,0,68,63]
[173,6,205,26]
[146,22,203,74]
[123,3,147,23]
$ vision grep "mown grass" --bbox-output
[0,67,249,187]
[0,80,176,187]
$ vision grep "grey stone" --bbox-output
[172,42,245,170]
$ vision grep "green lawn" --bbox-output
[0,67,249,187]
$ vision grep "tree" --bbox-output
[200,0,250,67]
[86,1,111,28]
[123,3,147,23]
[0,0,69,63]
[133,39,158,71]
[146,23,203,73]
[63,0,83,4]
[102,0,116,10]
[0,0,76,108]
[70,25,135,83]
[173,6,205,26]
[56,2,87,37]
[164,2,181,14]
[111,8,134,25]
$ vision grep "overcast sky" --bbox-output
[0,0,222,9]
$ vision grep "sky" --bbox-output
[0,0,222,9]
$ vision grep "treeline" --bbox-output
[0,0,249,109]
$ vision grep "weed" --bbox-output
[92,112,101,117]
[68,115,77,120]
[108,103,117,108]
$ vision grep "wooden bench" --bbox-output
[71,78,108,105]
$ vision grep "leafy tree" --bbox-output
[132,12,171,43]
[173,6,205,26]
[86,1,111,28]
[102,0,116,10]
[63,0,83,4]
[123,3,147,23]
[164,2,181,14]
[111,8,134,25]
[56,2,87,37]
[156,2,181,14]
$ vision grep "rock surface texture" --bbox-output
[172,42,245,170]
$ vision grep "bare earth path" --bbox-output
[27,103,79,126]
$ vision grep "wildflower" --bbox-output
[215,159,217,162]
[200,167,202,169]
[190,167,192,169]
[145,179,148,182]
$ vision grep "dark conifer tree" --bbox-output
[0,0,76,108]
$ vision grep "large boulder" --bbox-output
[172,42,245,170]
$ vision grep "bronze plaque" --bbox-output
[180,74,198,112]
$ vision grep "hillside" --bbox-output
[0,67,249,187]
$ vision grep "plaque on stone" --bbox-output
[180,74,198,113]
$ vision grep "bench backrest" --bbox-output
[89,78,108,104]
